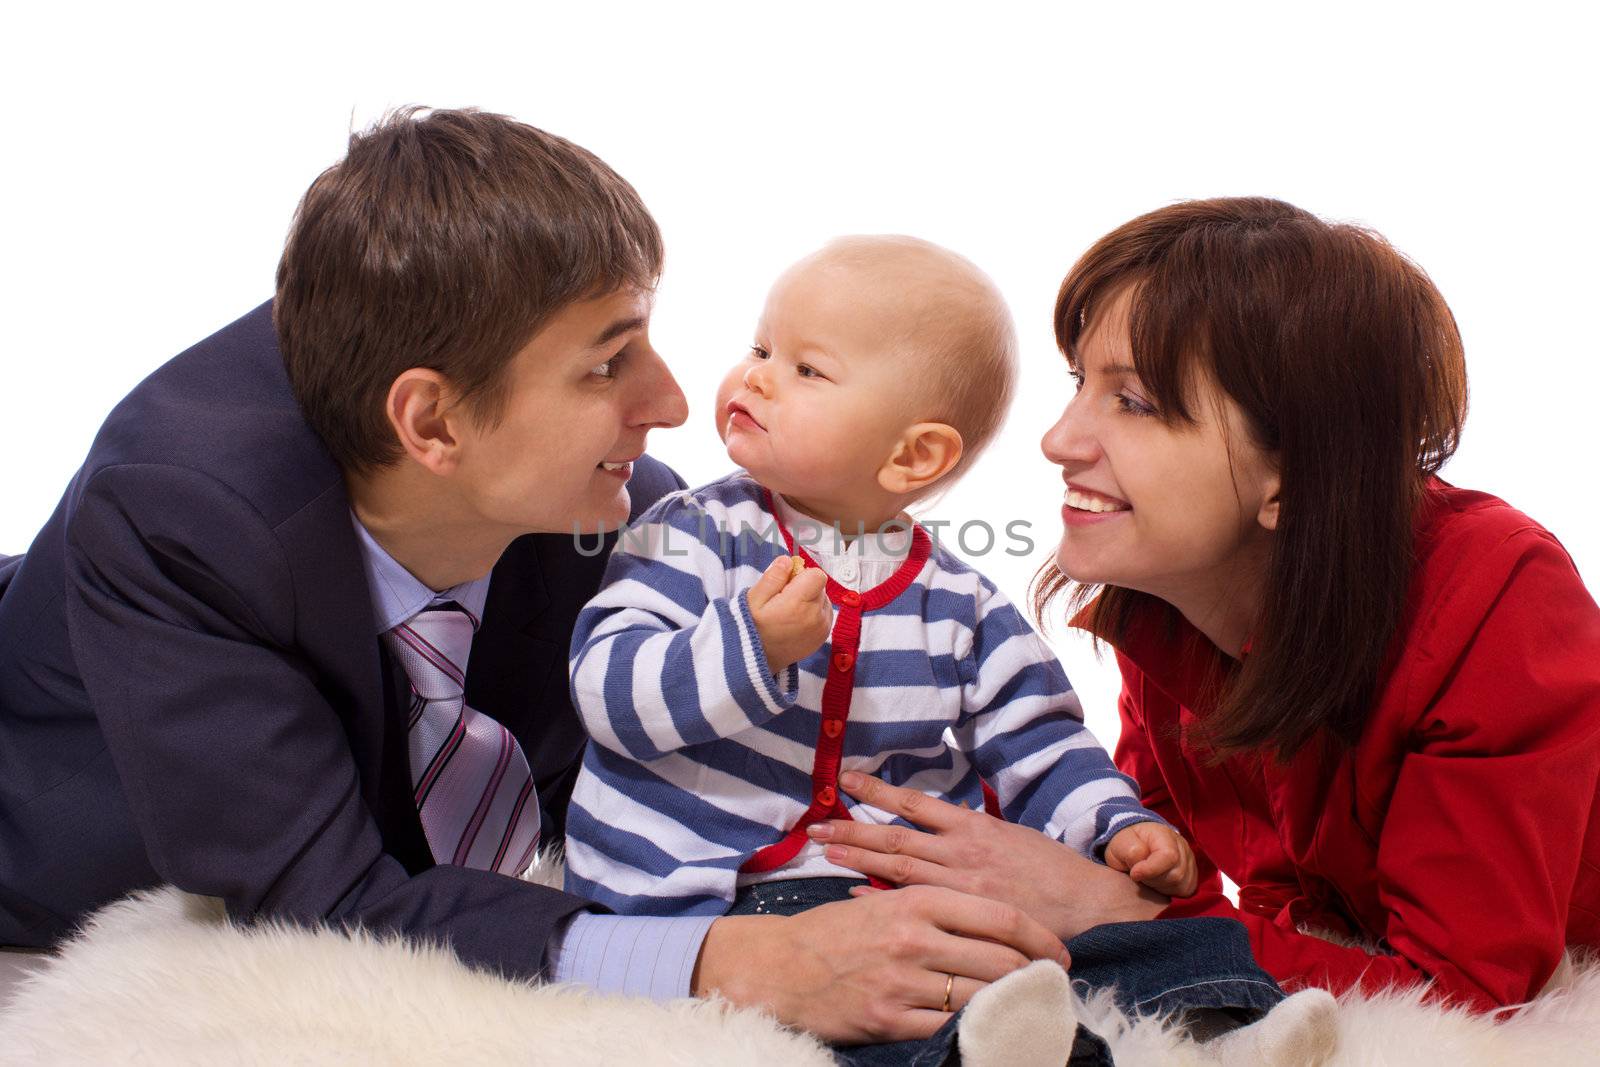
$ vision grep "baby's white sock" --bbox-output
[957,958,1077,1067]
[1204,988,1338,1066]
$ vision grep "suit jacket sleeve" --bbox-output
[64,462,588,980]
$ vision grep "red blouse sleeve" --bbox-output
[1147,529,1600,1010]
[1111,682,1226,902]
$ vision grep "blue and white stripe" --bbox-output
[565,471,1162,916]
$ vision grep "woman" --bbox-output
[811,197,1600,1011]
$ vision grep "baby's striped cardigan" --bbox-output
[563,470,1162,916]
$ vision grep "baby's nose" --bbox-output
[744,362,771,394]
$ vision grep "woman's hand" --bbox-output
[811,771,1168,941]
[693,884,1072,1045]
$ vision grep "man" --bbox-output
[0,107,1070,1044]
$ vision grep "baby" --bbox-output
[566,236,1193,909]
[563,237,1333,1066]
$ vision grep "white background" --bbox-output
[3,1,1595,750]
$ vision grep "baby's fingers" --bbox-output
[1106,835,1148,873]
[1127,847,1176,884]
[747,556,797,611]
[780,566,829,604]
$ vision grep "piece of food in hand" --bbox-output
[790,556,807,580]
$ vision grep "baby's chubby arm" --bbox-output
[569,494,829,759]
[952,578,1168,857]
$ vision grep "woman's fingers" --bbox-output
[838,771,976,834]
[808,817,945,862]
[823,840,956,889]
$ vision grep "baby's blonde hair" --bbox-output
[812,235,1018,491]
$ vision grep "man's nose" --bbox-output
[630,347,689,430]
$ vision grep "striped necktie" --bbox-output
[382,602,541,876]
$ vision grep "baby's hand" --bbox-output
[747,555,831,675]
[1104,822,1198,897]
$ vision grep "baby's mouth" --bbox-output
[726,401,765,431]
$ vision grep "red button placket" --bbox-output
[740,492,932,884]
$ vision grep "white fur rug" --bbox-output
[2,870,1597,1066]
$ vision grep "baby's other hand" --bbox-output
[747,555,831,675]
[1104,822,1198,897]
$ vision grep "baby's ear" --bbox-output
[877,423,963,496]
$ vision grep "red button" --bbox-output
[833,652,855,672]
[838,590,861,607]
[822,719,844,739]
[817,786,837,806]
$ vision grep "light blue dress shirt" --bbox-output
[350,513,714,998]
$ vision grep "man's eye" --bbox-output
[591,352,626,379]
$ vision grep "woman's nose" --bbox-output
[1040,399,1100,468]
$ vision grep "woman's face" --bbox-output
[1039,286,1280,611]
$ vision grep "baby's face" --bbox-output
[715,261,920,509]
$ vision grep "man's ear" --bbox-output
[877,422,963,496]
[385,369,464,475]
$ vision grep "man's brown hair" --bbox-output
[1033,197,1468,761]
[274,106,663,472]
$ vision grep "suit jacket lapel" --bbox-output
[276,478,432,871]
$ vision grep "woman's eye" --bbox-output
[1116,392,1158,417]
[1068,368,1086,390]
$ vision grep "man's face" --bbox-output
[449,286,688,536]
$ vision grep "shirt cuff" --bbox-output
[1089,807,1170,860]
[548,911,716,999]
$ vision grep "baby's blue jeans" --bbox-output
[728,877,1284,1067]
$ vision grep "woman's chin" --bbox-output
[1054,544,1109,585]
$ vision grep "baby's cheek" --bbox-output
[712,380,735,443]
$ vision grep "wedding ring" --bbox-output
[942,971,954,1012]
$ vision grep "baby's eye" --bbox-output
[796,363,820,379]
[750,345,771,360]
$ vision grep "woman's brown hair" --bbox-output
[274,106,663,473]
[1034,197,1468,760]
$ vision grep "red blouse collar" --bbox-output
[1070,595,1238,716]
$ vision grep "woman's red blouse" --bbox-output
[1092,480,1600,1010]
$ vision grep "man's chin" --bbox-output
[568,488,631,534]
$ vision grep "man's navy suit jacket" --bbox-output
[0,303,685,978]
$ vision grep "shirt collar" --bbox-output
[769,492,914,565]
[350,511,492,635]
[1071,594,1236,714]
